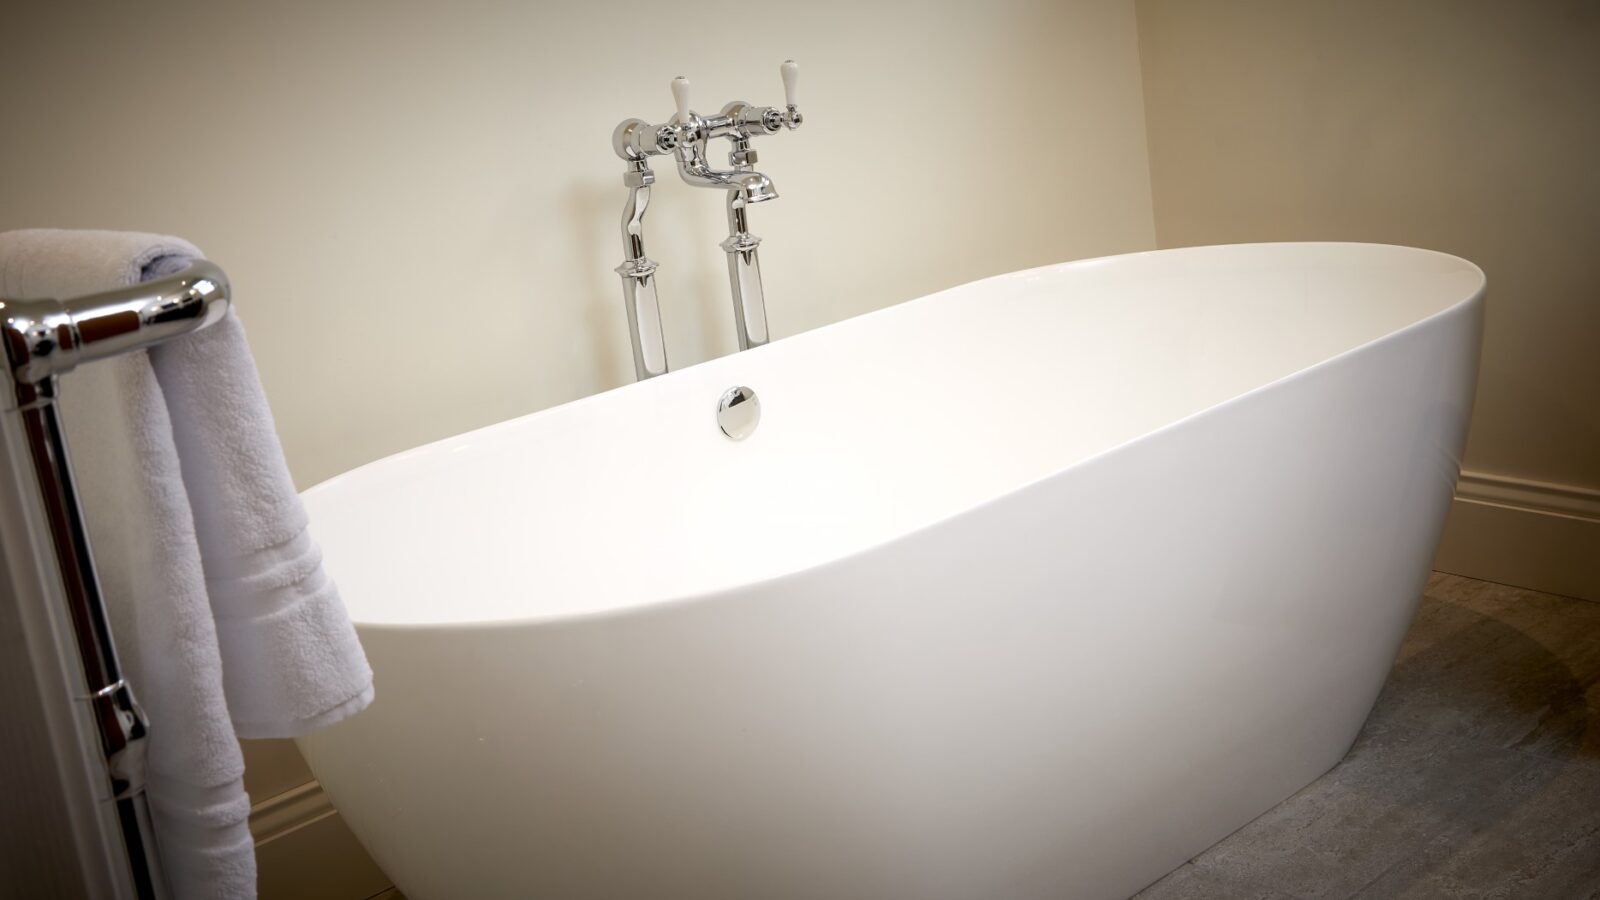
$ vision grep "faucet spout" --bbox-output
[676,138,778,203]
[731,170,778,205]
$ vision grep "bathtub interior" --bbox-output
[301,243,1482,626]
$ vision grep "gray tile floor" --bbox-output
[1136,573,1600,899]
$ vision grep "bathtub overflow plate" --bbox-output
[717,386,760,440]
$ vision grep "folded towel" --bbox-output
[0,229,374,900]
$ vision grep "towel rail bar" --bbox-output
[1,260,231,900]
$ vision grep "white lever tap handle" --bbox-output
[671,76,693,124]
[780,60,799,108]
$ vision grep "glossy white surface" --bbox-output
[298,243,1484,900]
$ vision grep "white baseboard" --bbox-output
[251,781,392,900]
[1434,470,1600,602]
[250,780,333,844]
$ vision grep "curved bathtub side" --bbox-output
[303,243,1483,629]
[300,292,1482,900]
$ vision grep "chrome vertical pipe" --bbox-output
[612,118,677,380]
[722,192,769,350]
[615,167,669,380]
[3,376,165,899]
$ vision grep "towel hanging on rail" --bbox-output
[0,229,374,900]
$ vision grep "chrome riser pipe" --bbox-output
[616,179,668,380]
[722,197,769,351]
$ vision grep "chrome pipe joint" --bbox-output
[610,60,804,379]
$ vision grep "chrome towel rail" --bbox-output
[4,260,229,390]
[1,260,231,900]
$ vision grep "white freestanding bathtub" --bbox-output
[297,242,1484,900]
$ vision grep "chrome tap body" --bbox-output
[611,118,677,380]
[673,110,779,201]
[608,62,803,378]
[673,98,789,351]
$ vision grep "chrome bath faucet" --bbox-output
[610,60,803,380]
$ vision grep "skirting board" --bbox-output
[251,781,392,900]
[1433,470,1600,603]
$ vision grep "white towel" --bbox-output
[0,229,374,900]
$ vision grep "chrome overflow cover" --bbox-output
[717,386,760,440]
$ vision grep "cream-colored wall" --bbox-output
[1,0,1155,892]
[1135,0,1600,599]
[2,0,1155,489]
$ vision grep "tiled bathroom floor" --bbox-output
[1136,572,1600,899]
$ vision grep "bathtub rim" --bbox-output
[305,241,1486,632]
